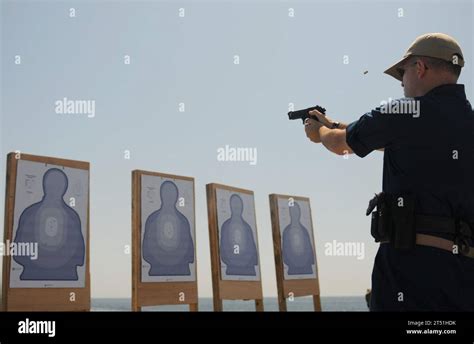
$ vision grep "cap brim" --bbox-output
[384,56,410,82]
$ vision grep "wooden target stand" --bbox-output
[206,183,264,311]
[132,170,198,311]
[269,194,321,311]
[2,152,91,311]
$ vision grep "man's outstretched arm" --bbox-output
[304,109,384,155]
[319,126,353,155]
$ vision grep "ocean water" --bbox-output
[92,296,368,312]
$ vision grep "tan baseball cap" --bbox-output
[384,33,465,81]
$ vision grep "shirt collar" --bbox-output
[422,83,466,99]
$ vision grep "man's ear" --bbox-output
[416,59,428,79]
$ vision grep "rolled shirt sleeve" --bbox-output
[346,100,419,157]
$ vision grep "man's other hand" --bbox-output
[308,109,334,128]
[304,118,324,143]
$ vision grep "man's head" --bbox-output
[384,33,464,97]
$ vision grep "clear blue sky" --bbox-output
[1,0,473,297]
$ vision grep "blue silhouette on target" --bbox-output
[13,168,85,280]
[282,202,315,275]
[220,194,258,276]
[143,181,194,276]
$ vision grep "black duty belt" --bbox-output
[366,192,474,258]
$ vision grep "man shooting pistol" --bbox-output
[290,33,474,311]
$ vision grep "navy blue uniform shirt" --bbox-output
[346,84,474,311]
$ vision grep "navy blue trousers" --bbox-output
[370,244,474,311]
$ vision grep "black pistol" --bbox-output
[288,105,326,123]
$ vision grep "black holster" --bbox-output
[366,192,416,249]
